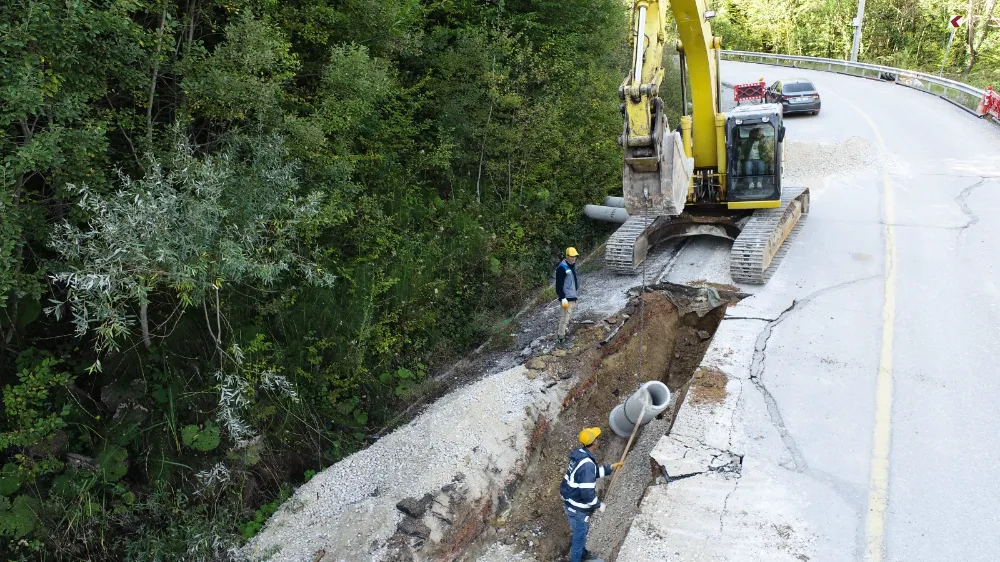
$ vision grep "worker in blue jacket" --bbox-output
[555,247,580,348]
[560,427,622,562]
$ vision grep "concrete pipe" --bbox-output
[584,204,630,224]
[603,196,626,208]
[608,381,671,437]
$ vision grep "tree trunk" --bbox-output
[140,299,152,349]
[147,4,169,143]
[475,101,493,204]
[974,0,998,69]
[966,0,978,72]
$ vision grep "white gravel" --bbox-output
[473,543,538,562]
[243,364,570,562]
[783,135,891,186]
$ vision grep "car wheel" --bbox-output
[812,110,819,115]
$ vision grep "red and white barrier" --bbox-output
[734,80,766,103]
[979,85,1000,120]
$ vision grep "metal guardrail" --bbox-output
[722,50,994,122]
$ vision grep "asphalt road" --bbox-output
[683,61,1000,561]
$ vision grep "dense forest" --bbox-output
[0,0,627,558]
[0,0,996,559]
[714,0,1000,87]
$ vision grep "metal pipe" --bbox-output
[609,381,671,437]
[634,5,647,83]
[584,205,630,224]
[679,51,688,116]
[603,196,626,208]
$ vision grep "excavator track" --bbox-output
[606,215,660,274]
[729,187,810,284]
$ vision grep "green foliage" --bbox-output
[0,352,72,453]
[0,464,21,496]
[0,495,38,538]
[0,0,632,559]
[97,446,128,483]
[713,0,1000,83]
[182,421,222,452]
[240,487,290,540]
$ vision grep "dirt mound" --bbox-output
[689,366,729,405]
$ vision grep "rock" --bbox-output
[545,381,558,389]
[527,359,546,370]
[397,517,431,539]
[520,347,532,357]
[526,371,537,380]
[606,315,620,324]
[697,330,711,341]
[559,370,572,380]
[552,349,567,358]
[396,495,431,518]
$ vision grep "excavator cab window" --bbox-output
[728,123,780,202]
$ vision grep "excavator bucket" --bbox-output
[606,128,693,274]
[622,130,692,217]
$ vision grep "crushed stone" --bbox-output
[474,543,537,561]
[243,364,570,562]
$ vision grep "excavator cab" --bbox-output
[725,103,785,204]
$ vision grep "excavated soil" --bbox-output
[688,366,729,405]
[462,291,726,561]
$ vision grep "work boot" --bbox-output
[582,551,604,562]
[559,337,573,349]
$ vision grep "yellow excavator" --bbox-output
[602,0,809,283]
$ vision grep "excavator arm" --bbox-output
[619,0,727,213]
[606,0,810,283]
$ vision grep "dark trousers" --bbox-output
[565,506,590,562]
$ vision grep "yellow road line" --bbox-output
[827,90,896,562]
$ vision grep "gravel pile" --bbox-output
[244,364,569,562]
[783,136,891,184]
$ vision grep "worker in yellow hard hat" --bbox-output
[555,247,580,348]
[559,427,623,562]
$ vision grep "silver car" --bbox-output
[765,79,821,115]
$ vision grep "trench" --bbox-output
[460,287,731,561]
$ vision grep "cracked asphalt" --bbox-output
[731,62,999,561]
[624,62,1000,561]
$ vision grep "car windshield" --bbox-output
[782,82,815,93]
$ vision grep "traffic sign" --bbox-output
[950,15,963,28]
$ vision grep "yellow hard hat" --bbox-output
[579,427,601,446]
[566,247,579,257]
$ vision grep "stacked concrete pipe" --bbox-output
[609,381,671,437]
[583,196,630,224]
